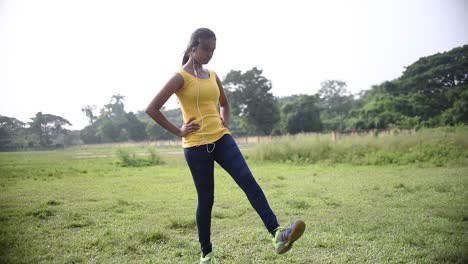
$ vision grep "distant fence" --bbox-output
[5,129,415,150]
[235,129,414,145]
[144,128,417,147]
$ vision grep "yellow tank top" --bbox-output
[175,68,230,148]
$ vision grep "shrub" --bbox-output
[115,148,165,167]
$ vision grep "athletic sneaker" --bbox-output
[200,252,218,264]
[272,220,306,254]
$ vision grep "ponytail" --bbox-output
[182,51,190,66]
[181,28,216,66]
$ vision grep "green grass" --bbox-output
[0,143,467,263]
[251,128,468,166]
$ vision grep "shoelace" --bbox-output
[275,226,291,243]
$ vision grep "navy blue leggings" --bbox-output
[184,134,279,256]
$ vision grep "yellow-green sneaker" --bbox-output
[272,220,306,254]
[200,252,218,264]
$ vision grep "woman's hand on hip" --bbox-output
[179,117,200,137]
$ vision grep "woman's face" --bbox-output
[193,38,216,64]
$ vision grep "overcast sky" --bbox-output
[1,0,467,130]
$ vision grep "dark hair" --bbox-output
[182,28,216,65]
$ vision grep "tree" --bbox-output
[223,67,280,135]
[80,124,100,144]
[317,80,354,131]
[99,94,126,120]
[139,108,180,140]
[0,115,26,150]
[96,118,120,143]
[109,94,126,118]
[348,44,468,129]
[400,45,468,95]
[81,105,98,124]
[82,94,130,143]
[28,112,72,146]
[438,85,468,125]
[126,112,147,141]
[145,122,174,140]
[280,95,322,134]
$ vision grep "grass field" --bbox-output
[0,142,467,263]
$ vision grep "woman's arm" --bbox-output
[146,73,200,137]
[216,75,230,128]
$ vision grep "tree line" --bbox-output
[1,45,466,150]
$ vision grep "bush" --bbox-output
[115,148,165,167]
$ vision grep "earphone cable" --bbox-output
[193,60,216,153]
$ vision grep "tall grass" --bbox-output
[115,147,165,167]
[251,128,468,166]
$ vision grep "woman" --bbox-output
[145,28,305,263]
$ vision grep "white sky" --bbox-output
[1,0,467,130]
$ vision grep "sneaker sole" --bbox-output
[277,220,306,254]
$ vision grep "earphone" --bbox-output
[192,53,216,153]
